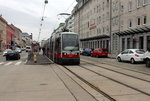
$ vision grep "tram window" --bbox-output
[62,34,79,51]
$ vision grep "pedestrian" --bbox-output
[42,47,45,55]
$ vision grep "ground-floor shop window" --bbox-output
[127,38,131,49]
[147,36,150,50]
[139,37,144,49]
[133,38,137,49]
[122,38,125,51]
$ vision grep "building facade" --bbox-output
[64,15,75,32]
[73,0,150,55]
[6,24,16,49]
[0,16,7,51]
[112,0,150,55]
[74,0,110,51]
[22,33,32,47]
[10,24,23,48]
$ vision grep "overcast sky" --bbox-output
[0,0,77,41]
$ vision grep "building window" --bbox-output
[128,1,132,11]
[129,20,132,27]
[143,15,147,24]
[107,0,109,8]
[139,37,144,49]
[127,38,131,49]
[122,38,125,51]
[137,0,142,8]
[143,0,149,5]
[133,38,137,49]
[147,36,150,50]
[137,17,141,25]
[102,2,104,11]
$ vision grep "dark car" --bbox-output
[82,48,92,56]
[5,50,20,60]
[91,48,108,57]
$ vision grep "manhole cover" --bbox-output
[40,83,48,86]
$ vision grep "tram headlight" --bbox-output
[63,52,67,55]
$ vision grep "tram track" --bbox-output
[62,65,116,101]
[78,65,150,96]
[52,64,112,101]
[81,60,150,83]
[81,57,150,76]
[60,63,150,100]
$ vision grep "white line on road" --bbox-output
[0,62,4,65]
[4,62,13,66]
[15,61,22,65]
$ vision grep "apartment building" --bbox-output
[112,0,150,55]
[65,15,74,32]
[73,0,150,55]
[0,16,7,51]
[74,0,110,50]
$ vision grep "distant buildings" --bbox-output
[0,15,32,52]
[0,16,7,51]
[22,33,32,47]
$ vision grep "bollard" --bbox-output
[34,55,37,63]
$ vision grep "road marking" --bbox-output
[0,62,4,65]
[15,61,22,65]
[4,62,13,66]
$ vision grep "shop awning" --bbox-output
[114,27,150,36]
[80,35,110,41]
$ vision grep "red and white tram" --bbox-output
[45,31,80,65]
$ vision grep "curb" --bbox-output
[44,55,54,64]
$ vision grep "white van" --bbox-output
[26,46,31,52]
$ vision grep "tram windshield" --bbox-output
[62,34,79,51]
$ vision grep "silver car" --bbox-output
[117,49,145,64]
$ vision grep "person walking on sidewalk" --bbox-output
[42,47,45,55]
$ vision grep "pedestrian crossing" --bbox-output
[0,61,24,66]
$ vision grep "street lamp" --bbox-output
[38,0,48,42]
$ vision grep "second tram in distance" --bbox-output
[44,31,80,65]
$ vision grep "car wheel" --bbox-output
[6,57,9,61]
[117,57,121,62]
[145,59,150,67]
[96,55,99,58]
[91,54,93,57]
[130,58,135,64]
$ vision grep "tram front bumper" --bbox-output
[61,58,80,64]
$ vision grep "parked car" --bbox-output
[117,49,145,64]
[82,48,92,56]
[5,50,20,60]
[80,48,84,54]
[91,48,108,57]
[15,47,22,53]
[26,46,31,52]
[143,50,150,67]
[21,48,26,51]
[3,49,12,56]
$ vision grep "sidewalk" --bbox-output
[108,53,117,59]
[26,53,53,65]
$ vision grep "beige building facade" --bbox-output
[0,16,7,51]
[10,24,23,48]
[73,0,150,55]
[74,0,110,50]
[112,0,150,55]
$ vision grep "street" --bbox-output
[0,53,150,101]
